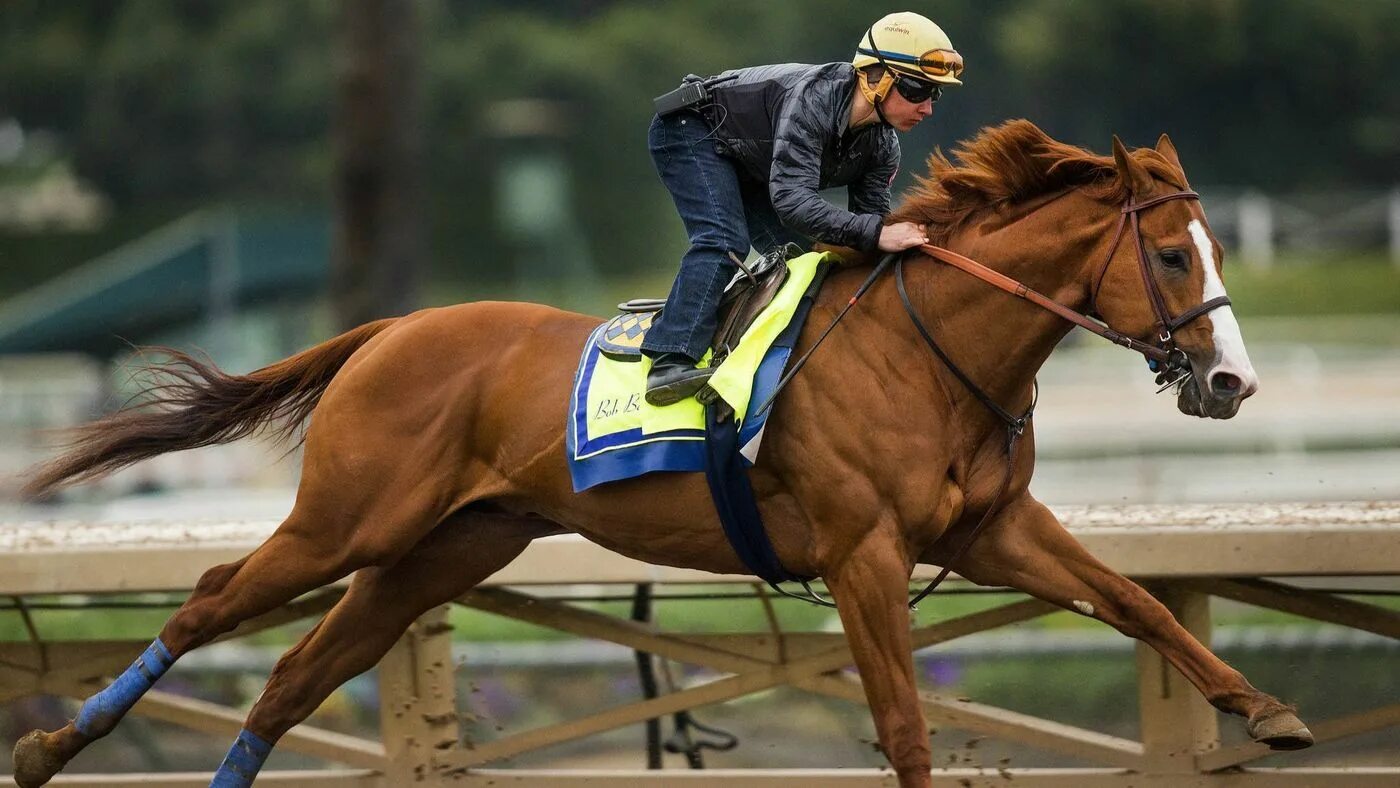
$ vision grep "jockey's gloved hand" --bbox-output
[878,222,930,252]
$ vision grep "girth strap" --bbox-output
[703,401,838,608]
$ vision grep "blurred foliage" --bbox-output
[2,0,1399,287]
[1224,256,1400,316]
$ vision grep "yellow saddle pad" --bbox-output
[566,251,833,491]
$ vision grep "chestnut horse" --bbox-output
[16,120,1311,787]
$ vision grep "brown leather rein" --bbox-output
[919,190,1229,373]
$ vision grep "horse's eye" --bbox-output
[1160,250,1188,270]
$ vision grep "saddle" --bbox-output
[601,244,800,365]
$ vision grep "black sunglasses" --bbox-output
[892,74,941,104]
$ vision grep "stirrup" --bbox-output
[618,297,666,313]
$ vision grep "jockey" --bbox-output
[641,11,963,406]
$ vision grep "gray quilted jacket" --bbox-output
[696,62,899,251]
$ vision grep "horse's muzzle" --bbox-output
[1177,371,1252,419]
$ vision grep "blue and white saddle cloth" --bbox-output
[566,252,831,492]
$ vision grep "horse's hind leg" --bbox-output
[951,496,1313,751]
[208,509,551,785]
[14,482,451,786]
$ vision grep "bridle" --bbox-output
[925,189,1230,385]
[1089,189,1232,370]
[757,188,1235,608]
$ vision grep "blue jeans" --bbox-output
[641,111,807,361]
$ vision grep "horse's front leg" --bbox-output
[949,495,1313,750]
[825,532,931,788]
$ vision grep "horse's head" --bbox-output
[1093,134,1259,419]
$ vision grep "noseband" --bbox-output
[1089,190,1233,375]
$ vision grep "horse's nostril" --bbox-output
[1210,371,1242,397]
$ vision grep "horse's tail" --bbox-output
[23,318,399,499]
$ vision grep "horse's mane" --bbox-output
[890,119,1187,244]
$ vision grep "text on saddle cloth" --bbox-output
[566,251,831,493]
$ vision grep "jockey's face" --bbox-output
[881,86,935,132]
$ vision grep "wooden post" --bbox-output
[1136,583,1219,773]
[1389,188,1400,269]
[1238,190,1274,269]
[379,605,461,784]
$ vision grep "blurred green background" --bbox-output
[2,0,1399,305]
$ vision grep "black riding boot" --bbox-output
[644,352,713,406]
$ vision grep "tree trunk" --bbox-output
[331,0,424,330]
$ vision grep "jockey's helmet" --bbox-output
[853,11,963,102]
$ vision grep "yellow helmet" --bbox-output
[853,12,963,88]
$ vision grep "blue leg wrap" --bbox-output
[74,638,173,738]
[211,728,272,787]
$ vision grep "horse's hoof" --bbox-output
[13,730,65,787]
[1248,709,1314,750]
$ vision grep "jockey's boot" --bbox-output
[645,352,713,406]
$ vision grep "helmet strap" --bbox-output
[857,69,894,99]
[861,27,897,126]
[872,93,892,126]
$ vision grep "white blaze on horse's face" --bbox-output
[1187,219,1259,400]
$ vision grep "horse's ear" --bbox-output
[1155,134,1182,168]
[1112,135,1155,197]
[1154,133,1189,185]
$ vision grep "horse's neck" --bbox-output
[902,191,1117,419]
